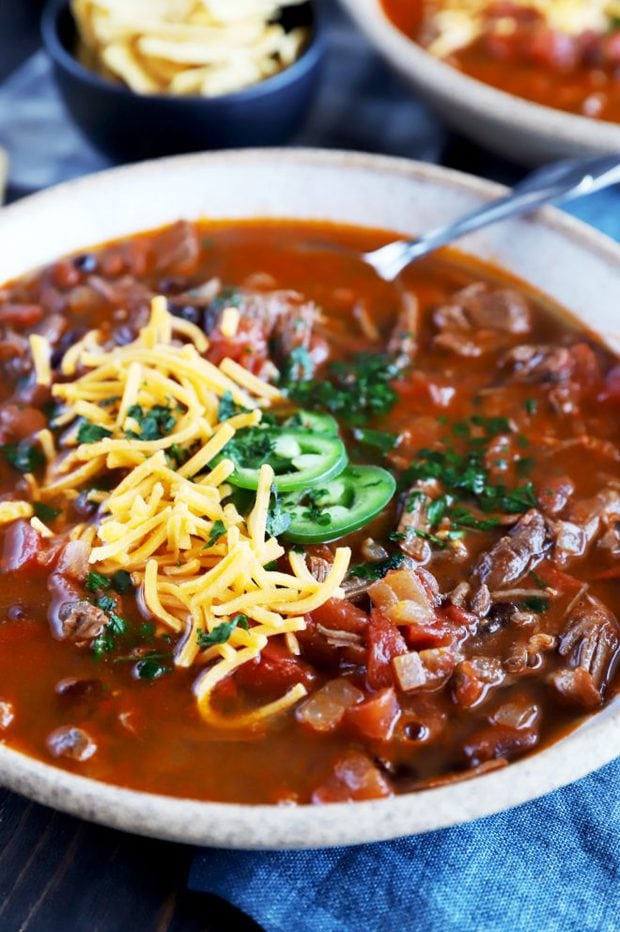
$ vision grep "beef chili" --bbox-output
[0,219,617,805]
[382,1,620,123]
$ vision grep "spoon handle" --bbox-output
[368,154,620,280]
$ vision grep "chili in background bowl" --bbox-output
[338,0,620,165]
[0,149,618,848]
[41,0,324,162]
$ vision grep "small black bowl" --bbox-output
[41,0,324,163]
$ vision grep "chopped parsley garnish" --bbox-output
[266,491,292,538]
[349,552,406,581]
[282,353,400,426]
[3,442,45,474]
[520,596,549,614]
[77,422,113,444]
[524,399,538,415]
[414,529,448,549]
[111,569,133,593]
[134,655,172,681]
[86,569,133,594]
[197,614,250,649]
[404,446,537,517]
[86,571,111,592]
[125,404,177,441]
[218,391,250,422]
[531,570,547,589]
[352,427,397,454]
[33,502,61,522]
[205,519,226,549]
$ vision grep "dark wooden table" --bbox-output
[0,788,260,931]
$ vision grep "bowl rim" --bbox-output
[41,0,324,105]
[0,147,618,849]
[338,0,620,150]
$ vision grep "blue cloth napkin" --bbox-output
[189,758,620,932]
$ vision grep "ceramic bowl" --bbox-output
[338,0,620,166]
[41,0,324,162]
[0,149,618,849]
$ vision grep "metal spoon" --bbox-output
[363,154,620,281]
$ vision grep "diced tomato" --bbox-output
[345,687,400,741]
[311,751,392,803]
[599,365,620,405]
[534,564,583,596]
[234,641,317,698]
[403,621,454,650]
[366,609,407,690]
[311,598,369,635]
[1,520,42,573]
[206,319,269,376]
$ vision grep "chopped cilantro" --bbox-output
[282,353,399,426]
[134,655,172,681]
[414,529,448,549]
[218,391,250,422]
[352,427,397,454]
[33,502,60,522]
[111,569,133,593]
[205,519,226,549]
[349,552,406,581]
[3,442,45,474]
[85,571,111,592]
[524,399,538,415]
[125,404,176,441]
[520,596,549,613]
[197,614,250,649]
[77,422,113,444]
[266,491,292,537]
[531,570,547,589]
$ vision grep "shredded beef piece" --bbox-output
[57,601,108,644]
[557,487,620,566]
[557,595,620,690]
[474,509,549,594]
[433,282,531,357]
[548,668,602,710]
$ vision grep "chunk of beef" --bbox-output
[556,486,620,565]
[433,283,531,357]
[47,573,107,644]
[549,668,603,711]
[474,509,549,594]
[46,726,97,762]
[151,220,200,275]
[557,595,620,692]
[538,476,575,517]
[501,342,600,413]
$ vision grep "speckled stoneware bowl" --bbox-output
[0,149,618,849]
[339,0,620,165]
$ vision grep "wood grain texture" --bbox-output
[0,788,260,931]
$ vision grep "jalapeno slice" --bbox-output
[281,465,397,544]
[282,410,339,436]
[224,428,348,492]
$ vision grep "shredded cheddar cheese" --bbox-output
[19,296,351,729]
